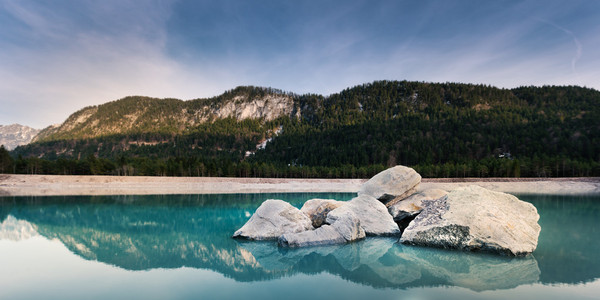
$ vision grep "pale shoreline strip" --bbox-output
[0,174,599,196]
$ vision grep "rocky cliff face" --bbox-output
[33,89,299,142]
[209,95,298,122]
[0,124,41,150]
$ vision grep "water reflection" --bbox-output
[0,193,598,291]
[518,194,600,285]
[238,238,540,291]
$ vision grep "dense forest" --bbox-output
[3,81,599,178]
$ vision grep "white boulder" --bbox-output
[326,205,366,241]
[358,165,421,206]
[400,185,541,256]
[279,201,366,247]
[342,194,400,236]
[233,199,313,240]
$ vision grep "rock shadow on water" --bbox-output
[236,237,541,291]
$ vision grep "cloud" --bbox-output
[0,1,237,128]
[535,18,583,73]
[1,0,599,128]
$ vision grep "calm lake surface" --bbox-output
[0,193,599,300]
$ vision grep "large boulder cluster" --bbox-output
[233,165,541,256]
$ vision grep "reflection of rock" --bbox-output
[395,246,540,291]
[358,165,421,206]
[0,215,39,241]
[401,185,541,256]
[233,200,313,240]
[239,238,540,291]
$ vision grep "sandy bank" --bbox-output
[0,174,366,196]
[1,174,599,196]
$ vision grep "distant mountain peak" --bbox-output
[0,124,41,150]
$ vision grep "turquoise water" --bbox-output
[0,193,599,299]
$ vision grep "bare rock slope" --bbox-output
[33,90,299,142]
[0,124,40,150]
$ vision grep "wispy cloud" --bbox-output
[0,0,236,127]
[1,1,599,128]
[535,18,583,73]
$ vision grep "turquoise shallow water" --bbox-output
[0,193,599,299]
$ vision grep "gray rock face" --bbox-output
[300,199,345,228]
[401,185,541,256]
[233,200,313,240]
[343,194,400,236]
[389,189,448,221]
[214,95,299,122]
[358,165,421,206]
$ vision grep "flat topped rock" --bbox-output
[358,165,421,206]
[233,199,313,240]
[400,185,541,256]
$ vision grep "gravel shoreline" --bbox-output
[1,174,599,196]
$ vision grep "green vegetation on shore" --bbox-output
[3,81,599,178]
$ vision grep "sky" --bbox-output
[1,0,599,128]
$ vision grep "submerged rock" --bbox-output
[300,199,345,228]
[233,199,313,240]
[358,165,421,206]
[400,185,541,256]
[389,189,448,222]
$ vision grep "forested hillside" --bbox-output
[4,81,599,178]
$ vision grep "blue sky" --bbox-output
[1,0,599,128]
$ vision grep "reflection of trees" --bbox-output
[0,194,597,290]
[2,193,352,279]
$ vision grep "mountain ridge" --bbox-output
[33,86,299,143]
[6,80,600,178]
